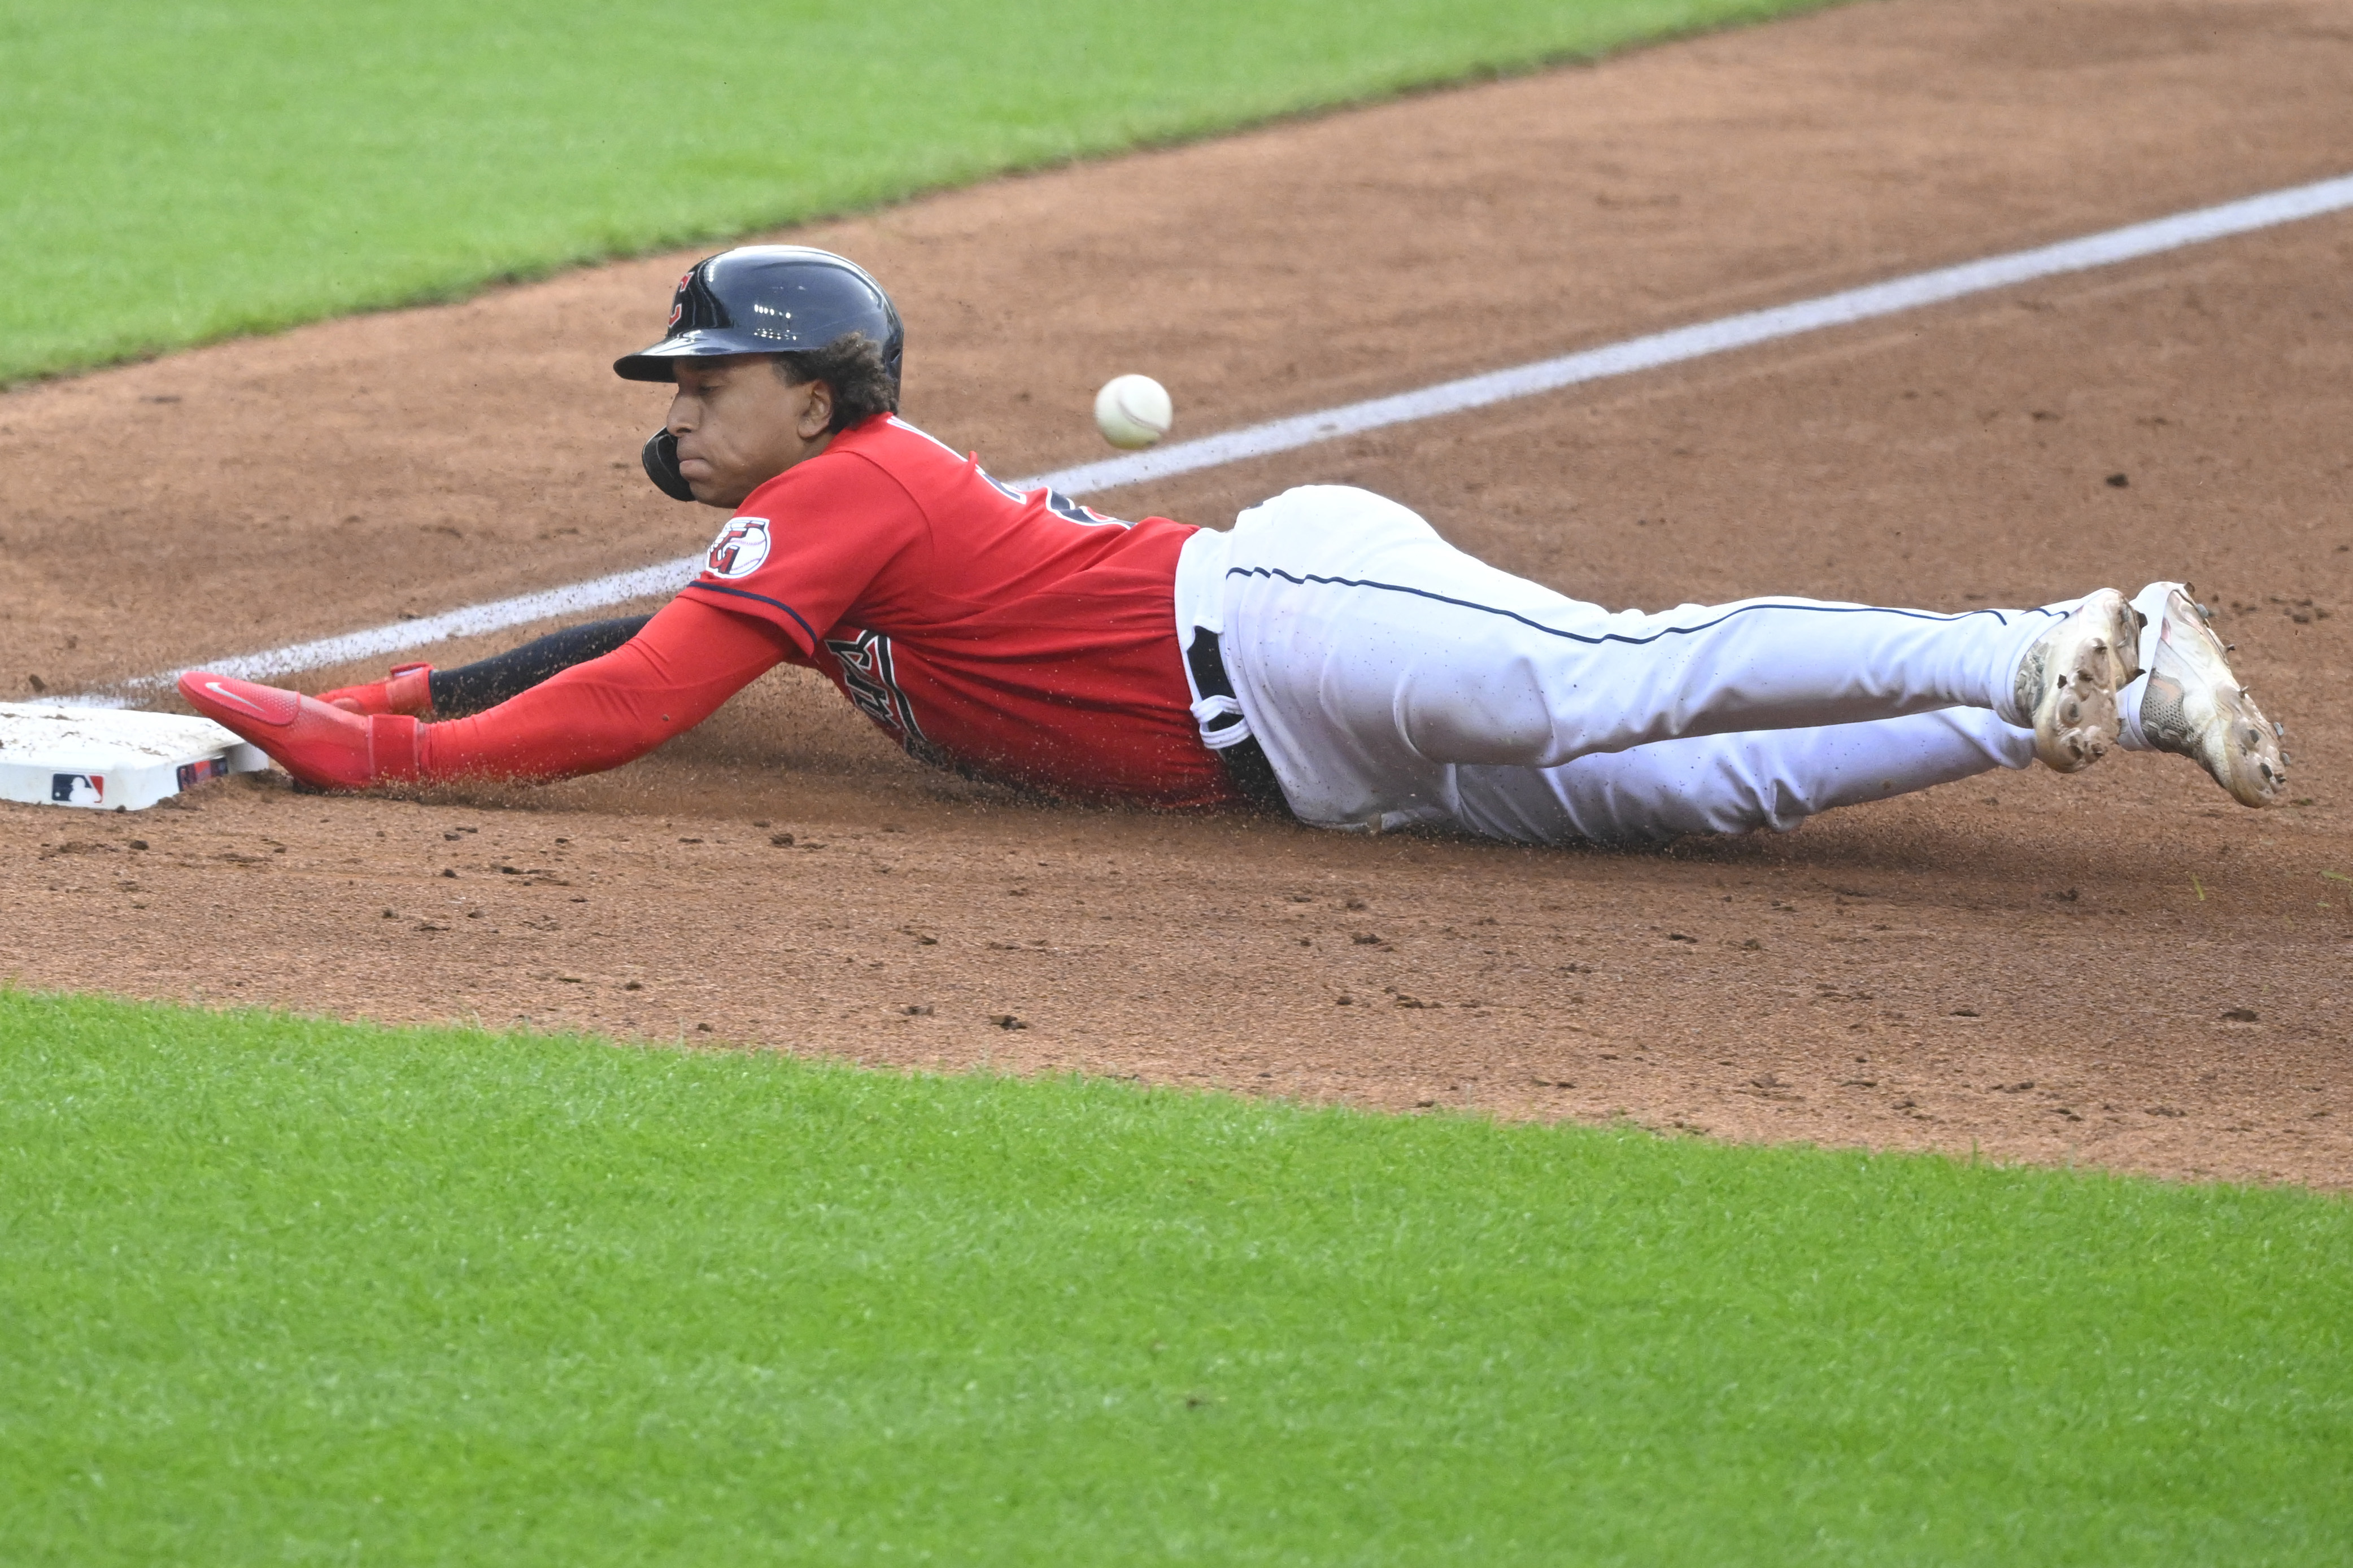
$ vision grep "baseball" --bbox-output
[1093,374,1173,450]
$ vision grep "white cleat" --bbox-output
[2129,582,2286,808]
[2015,588,2142,773]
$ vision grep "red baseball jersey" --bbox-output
[678,414,1241,807]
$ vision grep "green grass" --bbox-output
[0,0,1835,386]
[1,992,2348,1564]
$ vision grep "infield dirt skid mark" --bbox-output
[4,0,2350,1185]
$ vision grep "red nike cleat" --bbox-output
[180,672,425,791]
[320,661,435,717]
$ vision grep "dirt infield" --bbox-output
[5,0,2350,1187]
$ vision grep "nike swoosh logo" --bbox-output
[203,681,271,718]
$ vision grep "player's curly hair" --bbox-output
[773,332,899,433]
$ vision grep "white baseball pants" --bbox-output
[1172,486,2075,844]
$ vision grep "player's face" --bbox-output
[666,357,835,507]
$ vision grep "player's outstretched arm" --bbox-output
[319,615,658,718]
[181,597,790,790]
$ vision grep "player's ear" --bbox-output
[796,378,835,440]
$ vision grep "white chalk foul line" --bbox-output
[102,169,2353,703]
[137,557,706,697]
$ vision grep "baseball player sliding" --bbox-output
[182,247,2286,843]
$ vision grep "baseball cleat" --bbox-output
[180,671,424,790]
[2128,582,2286,807]
[2014,588,2142,772]
[320,661,435,717]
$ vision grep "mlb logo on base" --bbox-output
[1,705,266,811]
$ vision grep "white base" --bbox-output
[0,703,269,811]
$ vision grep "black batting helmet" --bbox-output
[614,246,904,387]
[620,246,904,501]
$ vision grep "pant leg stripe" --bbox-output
[1224,566,2055,648]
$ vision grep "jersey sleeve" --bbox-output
[676,451,929,657]
[416,594,792,781]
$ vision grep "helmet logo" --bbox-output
[704,516,772,579]
[667,269,695,330]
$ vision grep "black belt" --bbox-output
[1186,628,1290,815]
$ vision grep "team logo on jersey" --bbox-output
[703,516,771,579]
[824,628,929,747]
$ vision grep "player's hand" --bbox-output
[317,661,435,717]
[180,672,425,790]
